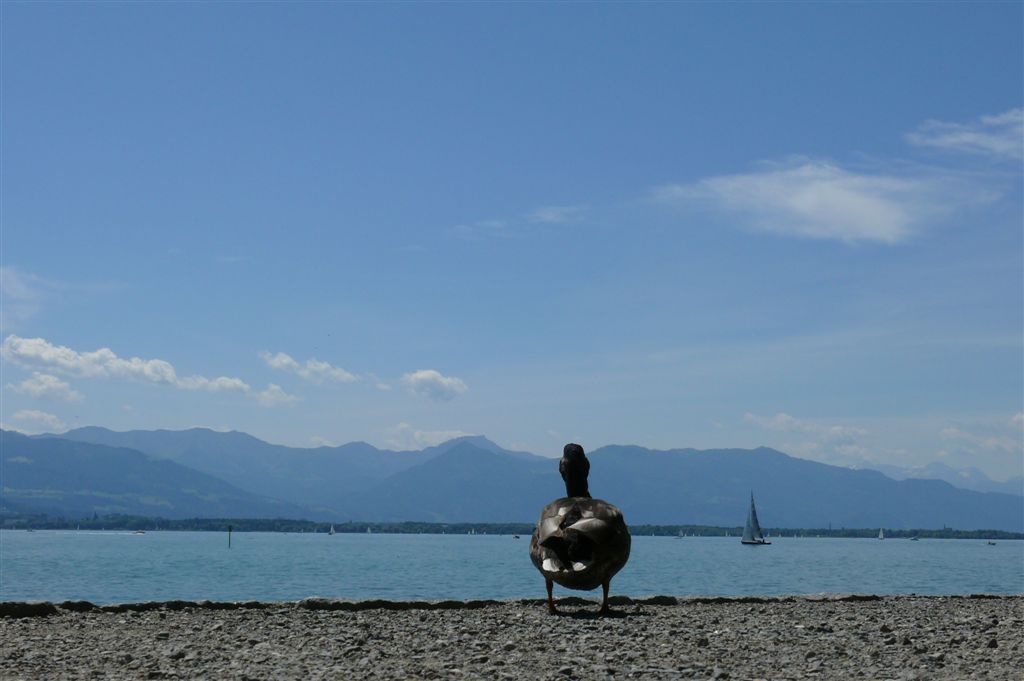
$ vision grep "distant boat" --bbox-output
[513,534,520,539]
[909,536,919,541]
[878,528,885,540]
[329,525,335,536]
[741,493,771,545]
[366,527,372,534]
[987,540,996,546]
[132,530,145,535]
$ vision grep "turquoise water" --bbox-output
[2,530,1021,604]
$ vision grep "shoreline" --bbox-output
[5,523,1023,541]
[4,595,1022,679]
[2,592,1020,616]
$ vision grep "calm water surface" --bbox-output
[2,530,1021,604]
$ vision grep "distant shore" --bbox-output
[4,515,1021,540]
[2,595,1020,680]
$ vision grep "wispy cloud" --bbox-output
[255,383,299,407]
[385,422,473,449]
[451,203,587,240]
[448,219,510,240]
[939,425,1020,455]
[7,372,83,402]
[260,351,357,384]
[655,159,969,244]
[743,411,874,468]
[907,108,1023,160]
[527,204,588,224]
[13,409,65,432]
[401,369,468,401]
[0,267,55,326]
[744,412,867,439]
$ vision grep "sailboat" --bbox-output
[329,524,335,536]
[878,528,885,540]
[741,492,771,545]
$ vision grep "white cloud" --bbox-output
[401,369,468,401]
[13,409,65,432]
[1012,412,1024,427]
[907,108,1023,160]
[310,436,337,447]
[656,160,964,244]
[256,383,299,407]
[527,204,588,224]
[260,351,357,384]
[7,372,83,402]
[385,422,474,449]
[2,335,250,393]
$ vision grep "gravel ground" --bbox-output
[2,595,1021,680]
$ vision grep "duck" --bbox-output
[529,443,631,615]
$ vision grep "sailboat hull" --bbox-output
[741,539,771,545]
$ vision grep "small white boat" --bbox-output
[329,524,335,536]
[878,528,885,540]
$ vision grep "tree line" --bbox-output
[2,513,1021,540]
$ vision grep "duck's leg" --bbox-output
[599,579,612,615]
[546,578,559,615]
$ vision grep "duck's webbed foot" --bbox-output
[546,578,560,615]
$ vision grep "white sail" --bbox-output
[742,493,768,543]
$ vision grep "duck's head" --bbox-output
[560,443,591,498]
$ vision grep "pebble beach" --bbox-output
[2,595,1021,680]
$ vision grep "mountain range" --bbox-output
[2,427,1021,531]
[863,461,1023,497]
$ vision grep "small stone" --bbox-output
[986,639,998,649]
[696,637,710,648]
[711,668,729,679]
[880,624,892,633]
[558,666,573,676]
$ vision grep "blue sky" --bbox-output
[2,2,1022,479]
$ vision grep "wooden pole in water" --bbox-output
[228,524,232,549]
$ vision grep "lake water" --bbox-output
[2,530,1021,604]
